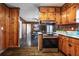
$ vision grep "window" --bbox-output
[46,25,53,34]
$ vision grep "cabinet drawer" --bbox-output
[74,39,79,45]
[69,38,79,45]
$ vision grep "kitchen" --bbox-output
[0,3,79,56]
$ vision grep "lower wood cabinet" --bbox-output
[75,45,79,56]
[68,43,76,56]
[38,34,43,51]
[59,35,79,56]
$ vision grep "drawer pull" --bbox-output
[69,43,72,47]
[69,54,71,56]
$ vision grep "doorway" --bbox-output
[26,24,32,47]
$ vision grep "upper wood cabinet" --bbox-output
[55,8,61,24]
[70,5,76,23]
[48,8,55,12]
[47,12,55,20]
[39,7,56,21]
[61,4,78,24]
[40,7,48,13]
[61,5,67,24]
[39,12,48,20]
[61,11,67,24]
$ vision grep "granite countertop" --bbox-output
[56,31,79,39]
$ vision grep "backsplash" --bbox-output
[57,23,79,31]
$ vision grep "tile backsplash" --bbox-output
[57,23,79,31]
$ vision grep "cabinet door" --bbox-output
[63,37,69,55]
[38,34,43,50]
[61,36,65,53]
[59,36,63,51]
[68,43,76,56]
[66,7,71,24]
[47,12,55,20]
[5,6,10,48]
[0,5,7,49]
[75,45,79,56]
[48,8,55,13]
[40,7,48,13]
[39,12,48,21]
[0,5,5,49]
[70,5,76,23]
[55,8,61,24]
[9,8,19,47]
[62,11,67,24]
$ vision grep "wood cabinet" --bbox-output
[55,8,61,24]
[63,37,69,55]
[39,7,56,21]
[59,36,63,51]
[0,4,6,49]
[68,43,76,56]
[59,35,79,56]
[40,7,48,13]
[61,7,67,24]
[61,4,78,24]
[0,4,19,48]
[48,8,55,13]
[9,8,19,47]
[59,35,69,55]
[75,45,79,56]
[70,5,76,23]
[5,5,10,48]
[47,12,55,20]
[38,34,43,51]
[39,13,48,20]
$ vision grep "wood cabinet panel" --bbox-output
[0,4,6,49]
[55,8,61,24]
[39,7,56,21]
[0,4,19,48]
[39,13,47,20]
[40,7,48,13]
[68,43,76,56]
[9,8,19,47]
[5,6,10,48]
[61,11,67,24]
[38,34,43,51]
[70,5,76,23]
[59,36,63,51]
[47,13,55,20]
[75,45,79,56]
[48,8,55,12]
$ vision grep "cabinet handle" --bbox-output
[69,54,71,56]
[69,43,72,47]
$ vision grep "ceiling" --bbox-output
[6,3,65,21]
[6,3,65,7]
[34,3,65,7]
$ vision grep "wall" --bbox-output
[19,19,22,39]
[20,4,39,21]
